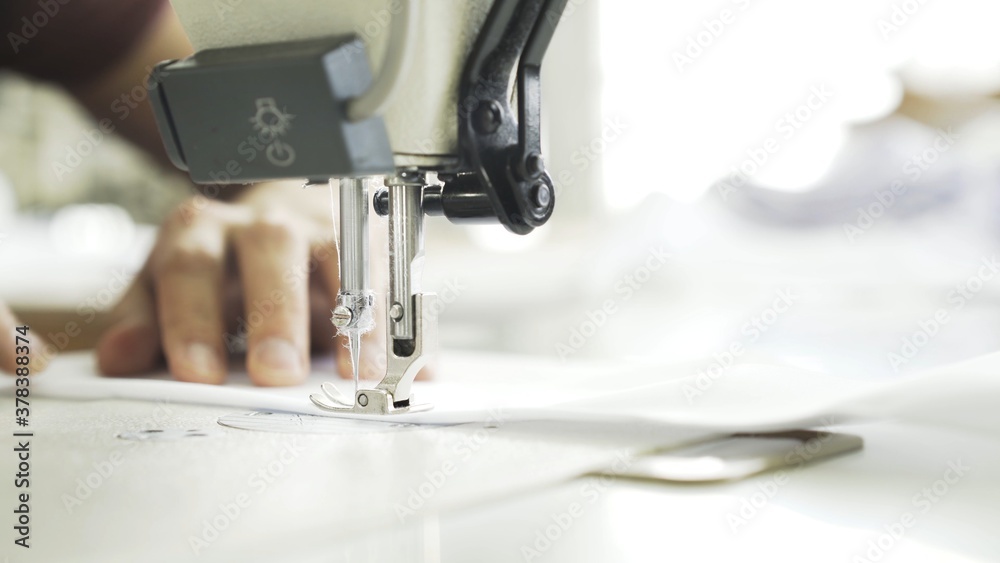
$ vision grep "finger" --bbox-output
[234,213,310,386]
[96,279,161,376]
[150,207,229,384]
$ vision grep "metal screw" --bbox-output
[389,303,404,321]
[473,100,503,134]
[373,188,389,216]
[531,182,552,210]
[331,306,353,327]
[357,393,369,407]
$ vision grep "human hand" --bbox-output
[96,182,385,386]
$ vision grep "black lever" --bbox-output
[441,0,569,234]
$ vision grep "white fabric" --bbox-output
[5,350,1000,433]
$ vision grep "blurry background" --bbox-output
[4,0,1000,379]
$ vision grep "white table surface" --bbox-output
[2,394,997,563]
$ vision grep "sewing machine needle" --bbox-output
[348,332,361,398]
[334,178,374,403]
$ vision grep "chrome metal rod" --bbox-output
[387,174,425,341]
[338,177,369,293]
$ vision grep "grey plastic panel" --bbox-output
[149,36,396,184]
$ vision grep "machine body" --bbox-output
[150,0,568,414]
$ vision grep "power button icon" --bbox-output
[266,140,296,167]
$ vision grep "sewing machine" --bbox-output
[147,0,568,414]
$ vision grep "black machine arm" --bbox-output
[437,0,569,235]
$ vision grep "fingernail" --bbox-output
[251,338,304,385]
[184,343,224,383]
